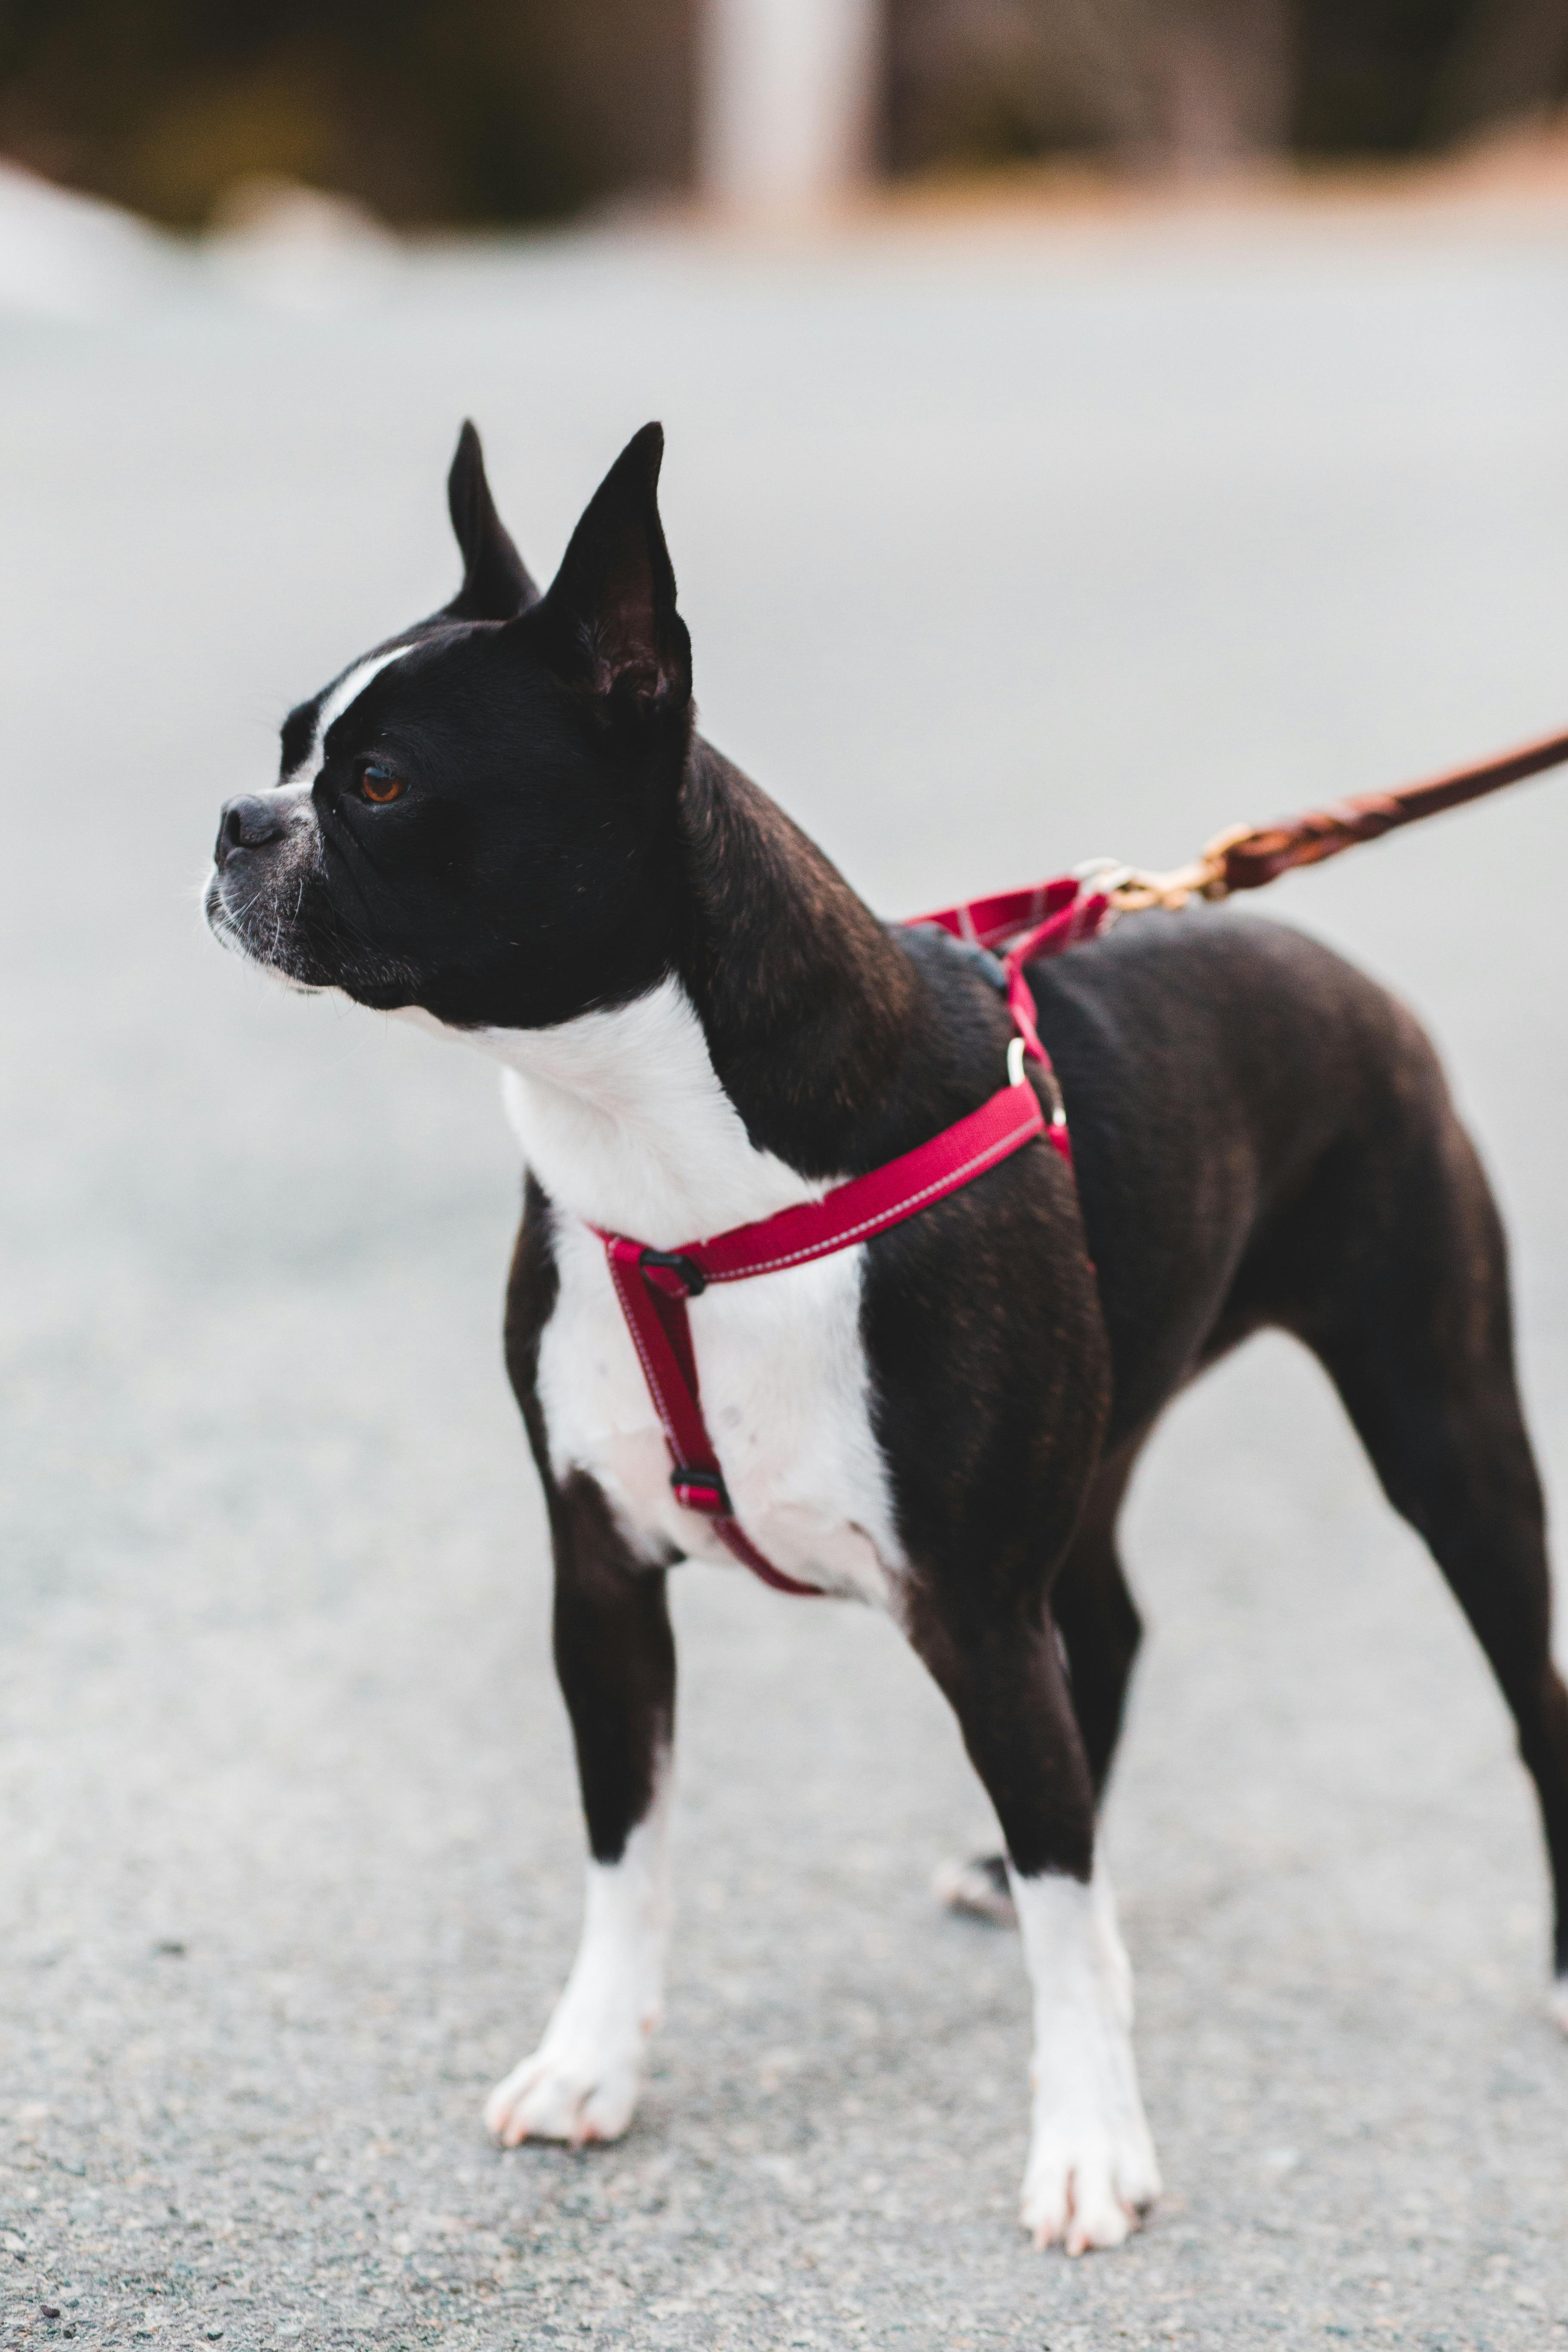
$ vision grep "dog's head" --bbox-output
[205,423,693,1029]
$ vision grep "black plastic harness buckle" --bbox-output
[671,1466,731,1515]
[640,1246,708,1296]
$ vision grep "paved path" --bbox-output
[6,187,1568,2351]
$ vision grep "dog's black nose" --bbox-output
[215,794,287,866]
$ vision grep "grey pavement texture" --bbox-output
[7,188,1568,2352]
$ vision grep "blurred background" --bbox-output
[7,6,1568,2351]
[3,0,1568,241]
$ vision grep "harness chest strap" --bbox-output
[592,878,1112,1597]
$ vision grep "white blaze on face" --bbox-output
[277,643,414,794]
[208,644,415,968]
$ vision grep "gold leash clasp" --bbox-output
[1085,823,1259,913]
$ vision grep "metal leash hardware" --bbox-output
[1094,714,1568,916]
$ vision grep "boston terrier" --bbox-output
[205,422,1568,2252]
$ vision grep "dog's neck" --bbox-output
[449,743,917,1247]
[479,975,815,1246]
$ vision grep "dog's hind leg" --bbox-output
[1280,1086,1568,2018]
[934,1448,1145,1926]
[911,1596,1160,2251]
[484,1472,676,2148]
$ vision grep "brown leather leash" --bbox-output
[1101,718,1568,914]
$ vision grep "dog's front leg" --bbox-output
[485,1475,675,2150]
[913,1602,1159,2252]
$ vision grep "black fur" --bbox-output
[442,419,541,622]
[208,423,1568,1985]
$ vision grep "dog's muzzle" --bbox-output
[214,792,294,868]
[206,781,324,976]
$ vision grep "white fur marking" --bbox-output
[210,645,415,952]
[1011,1862,1160,2253]
[539,1209,897,1596]
[284,644,411,786]
[401,977,906,1605]
[490,977,824,1245]
[484,1766,673,2147]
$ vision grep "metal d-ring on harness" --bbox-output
[594,714,1568,1599]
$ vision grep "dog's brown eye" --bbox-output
[358,763,406,804]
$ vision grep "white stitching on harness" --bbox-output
[706,1109,1039,1283]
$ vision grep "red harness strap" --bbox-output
[594,875,1112,1596]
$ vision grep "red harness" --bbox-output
[593,874,1112,1596]
[588,709,1568,1596]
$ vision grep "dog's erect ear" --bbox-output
[532,423,691,722]
[442,421,540,622]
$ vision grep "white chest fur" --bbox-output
[536,1210,899,1602]
[436,978,906,1607]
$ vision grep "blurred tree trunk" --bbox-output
[700,0,878,211]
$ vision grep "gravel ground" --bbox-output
[6,186,1568,2352]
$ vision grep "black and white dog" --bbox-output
[206,423,1568,2253]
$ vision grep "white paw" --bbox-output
[1010,1867,1159,2254]
[1547,1974,1568,2034]
[932,1853,1018,1927]
[488,1805,671,2150]
[1019,2111,1161,2254]
[484,2029,645,2149]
